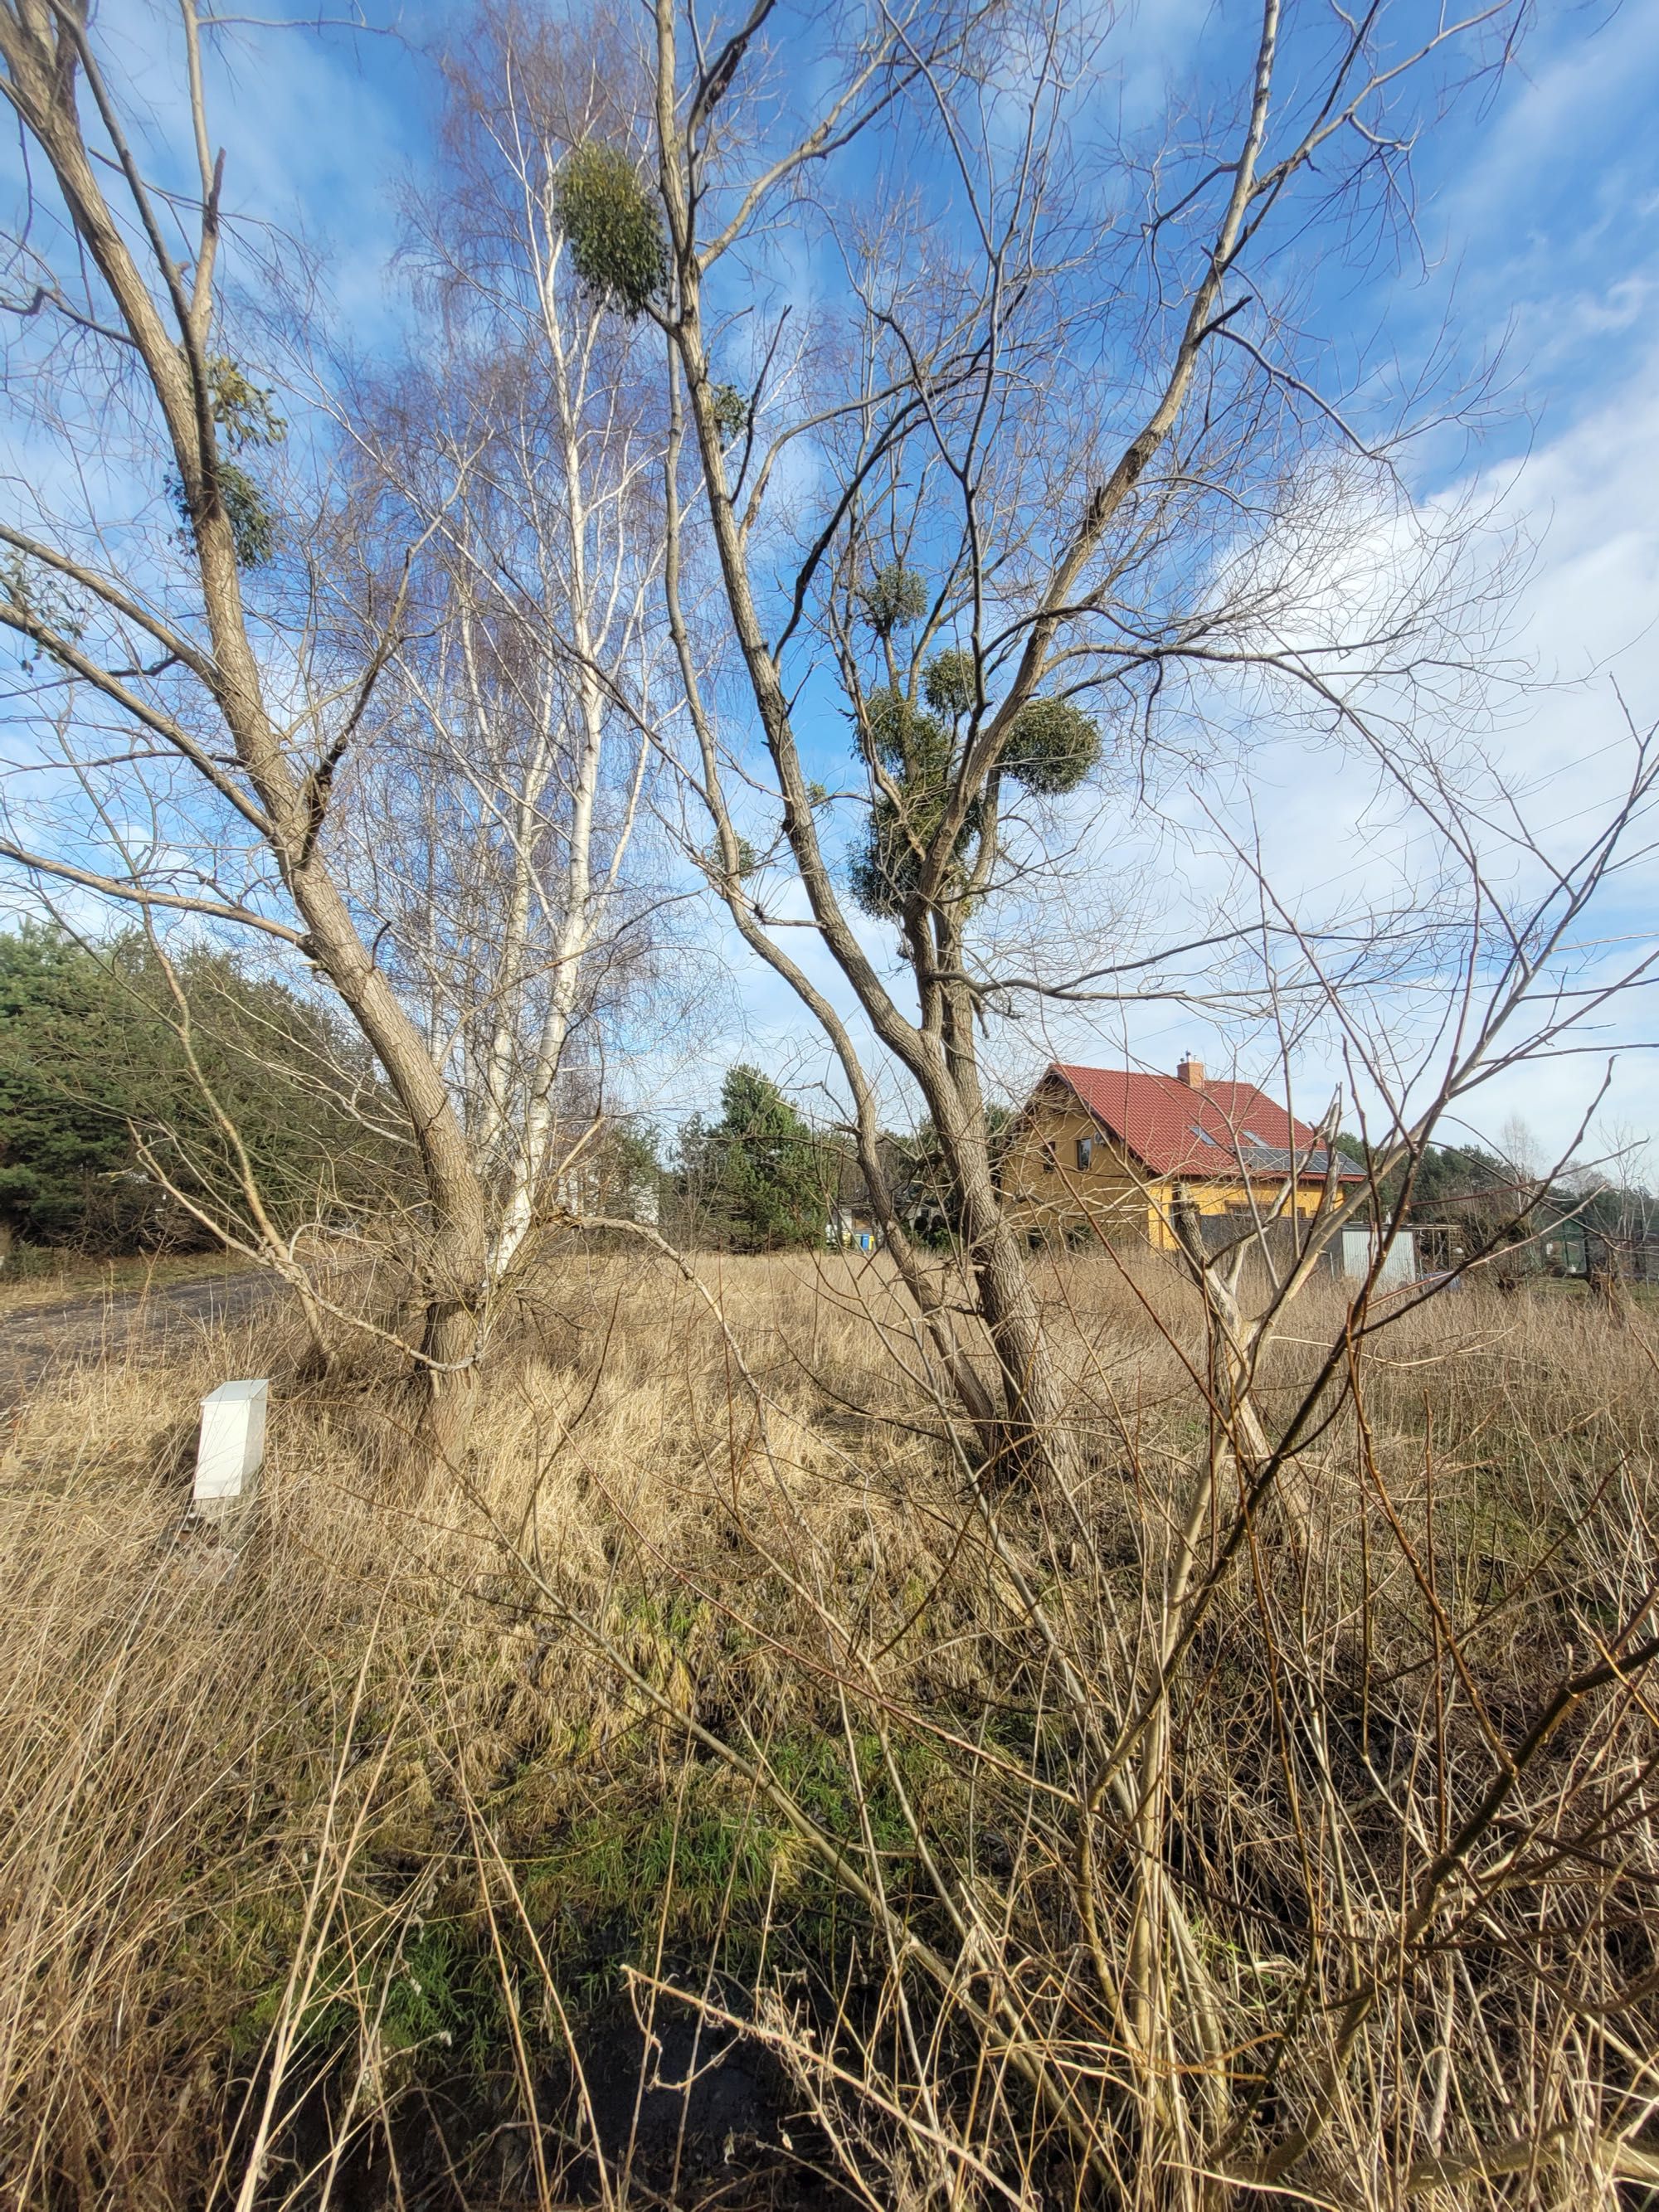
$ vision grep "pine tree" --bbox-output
[678,1066,829,1252]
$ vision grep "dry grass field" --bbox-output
[2,1248,1656,2210]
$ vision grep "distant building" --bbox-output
[826,1202,880,1252]
[1002,1058,1368,1252]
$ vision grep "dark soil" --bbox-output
[268,1996,863,2210]
[547,1998,859,2209]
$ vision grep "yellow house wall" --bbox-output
[1003,1097,1330,1250]
[1143,1176,1325,1251]
[1002,1104,1152,1243]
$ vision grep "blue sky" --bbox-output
[7,0,1659,1161]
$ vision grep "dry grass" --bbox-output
[1,1247,1656,2208]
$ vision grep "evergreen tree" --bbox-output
[0,924,136,1243]
[676,1065,829,1252]
[0,923,406,1252]
[1335,1132,1517,1222]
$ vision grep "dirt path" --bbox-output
[0,1269,275,1413]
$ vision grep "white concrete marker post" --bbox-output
[193,1378,269,1524]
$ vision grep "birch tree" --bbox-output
[319,4,677,1286]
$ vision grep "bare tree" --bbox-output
[325,2,676,1282]
[0,1,499,1438]
[555,0,1552,1480]
[0,2,682,1435]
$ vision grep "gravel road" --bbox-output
[1,1270,274,1414]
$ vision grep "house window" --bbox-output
[1040,1140,1058,1174]
[1076,1136,1094,1171]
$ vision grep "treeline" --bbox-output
[27,940,1646,1272]
[1,940,912,1265]
[0,924,405,1257]
[0,935,848,1262]
[1337,1130,1657,1248]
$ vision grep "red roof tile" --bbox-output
[1041,1062,1364,1182]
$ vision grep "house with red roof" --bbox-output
[1001,1057,1366,1252]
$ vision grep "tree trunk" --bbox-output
[665,311,1078,1483]
[2,5,499,1458]
[293,867,489,1454]
[938,1098,1078,1484]
[418,1291,483,1461]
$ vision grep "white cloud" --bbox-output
[1441,6,1659,247]
[960,318,1659,1159]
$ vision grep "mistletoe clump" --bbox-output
[707,834,758,881]
[849,682,976,919]
[2,551,86,669]
[858,562,928,639]
[553,142,667,318]
[999,695,1101,795]
[845,634,1102,920]
[848,798,920,918]
[209,357,284,566]
[863,685,951,780]
[205,356,286,451]
[922,646,976,717]
[216,464,278,567]
[849,785,986,920]
[709,382,749,444]
[168,460,277,570]
[168,355,287,570]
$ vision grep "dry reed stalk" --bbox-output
[0,1250,1653,2207]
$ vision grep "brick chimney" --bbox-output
[1176,1054,1205,1090]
